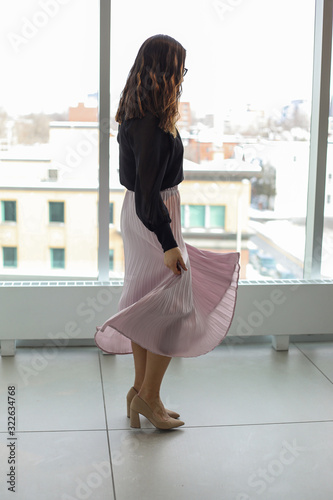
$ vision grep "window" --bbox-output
[3,247,17,267]
[50,248,65,269]
[109,0,315,281]
[109,202,114,224]
[1,1,99,279]
[109,249,114,270]
[210,206,225,229]
[49,202,64,223]
[1,0,327,282]
[189,205,205,228]
[48,169,58,181]
[1,201,16,222]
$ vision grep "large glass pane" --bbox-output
[110,0,315,280]
[0,1,99,279]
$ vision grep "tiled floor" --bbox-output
[0,339,333,500]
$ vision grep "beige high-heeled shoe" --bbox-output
[126,387,180,419]
[130,395,184,430]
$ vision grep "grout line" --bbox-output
[0,418,332,436]
[0,429,107,435]
[177,419,333,429]
[105,418,333,432]
[98,351,117,500]
[292,342,333,385]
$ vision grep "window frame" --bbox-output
[97,0,332,283]
[2,247,17,268]
[181,204,226,231]
[1,1,327,282]
[1,200,17,223]
[49,201,65,224]
[302,0,332,279]
[50,248,65,269]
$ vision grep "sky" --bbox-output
[0,0,316,120]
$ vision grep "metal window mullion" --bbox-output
[98,0,111,281]
[304,0,333,279]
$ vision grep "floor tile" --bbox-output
[101,343,333,429]
[0,430,114,500]
[0,348,106,432]
[294,341,333,383]
[109,421,333,500]
[0,342,332,500]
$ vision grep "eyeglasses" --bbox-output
[183,68,188,77]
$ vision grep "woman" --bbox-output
[95,34,240,430]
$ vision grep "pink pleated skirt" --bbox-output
[94,186,240,357]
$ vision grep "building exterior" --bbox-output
[178,102,192,130]
[0,118,253,279]
[6,101,322,281]
[69,101,98,122]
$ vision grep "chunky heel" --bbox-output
[130,394,184,430]
[127,387,137,417]
[130,408,141,428]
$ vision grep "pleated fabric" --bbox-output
[94,186,240,357]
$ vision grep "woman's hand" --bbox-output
[164,247,187,275]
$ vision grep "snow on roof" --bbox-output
[184,158,261,173]
[0,144,51,161]
[49,121,98,128]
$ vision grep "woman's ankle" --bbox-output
[133,379,144,393]
[138,387,160,403]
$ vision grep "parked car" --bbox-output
[247,241,259,267]
[249,247,259,266]
[276,265,297,279]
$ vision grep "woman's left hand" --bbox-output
[164,247,187,275]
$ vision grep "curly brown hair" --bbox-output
[115,34,186,137]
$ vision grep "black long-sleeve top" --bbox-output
[117,113,184,252]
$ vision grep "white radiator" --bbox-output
[1,280,333,355]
